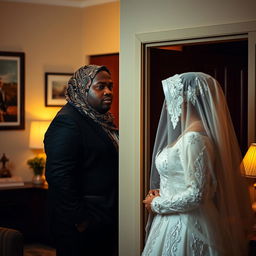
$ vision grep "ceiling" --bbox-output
[1,0,118,7]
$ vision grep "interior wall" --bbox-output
[120,0,256,255]
[0,0,119,182]
[81,1,120,57]
[0,1,83,181]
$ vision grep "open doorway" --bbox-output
[141,38,248,244]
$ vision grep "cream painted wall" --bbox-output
[120,0,256,255]
[81,1,119,56]
[0,1,83,181]
[0,1,119,182]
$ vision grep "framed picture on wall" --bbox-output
[45,72,72,107]
[0,51,25,130]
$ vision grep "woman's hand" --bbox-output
[148,189,160,196]
[143,190,160,213]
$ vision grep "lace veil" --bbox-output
[148,72,253,255]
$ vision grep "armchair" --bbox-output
[0,227,23,256]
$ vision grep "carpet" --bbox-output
[24,244,56,256]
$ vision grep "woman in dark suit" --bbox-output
[44,65,118,256]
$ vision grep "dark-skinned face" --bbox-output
[87,70,113,114]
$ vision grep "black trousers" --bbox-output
[54,225,117,256]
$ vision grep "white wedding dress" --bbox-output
[142,131,227,256]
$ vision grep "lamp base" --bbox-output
[32,174,45,185]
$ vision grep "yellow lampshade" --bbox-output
[243,143,256,178]
[29,121,51,149]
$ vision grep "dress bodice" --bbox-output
[152,131,216,214]
[155,145,185,197]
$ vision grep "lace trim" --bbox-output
[162,74,183,129]
[191,233,210,256]
[162,74,208,129]
[187,85,197,105]
[163,218,182,256]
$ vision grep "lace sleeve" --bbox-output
[151,133,211,214]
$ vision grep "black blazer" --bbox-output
[44,103,118,235]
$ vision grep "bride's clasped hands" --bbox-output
[143,189,160,213]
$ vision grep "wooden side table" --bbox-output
[0,182,51,245]
[249,234,256,256]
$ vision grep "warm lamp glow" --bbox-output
[243,143,256,178]
[29,121,51,149]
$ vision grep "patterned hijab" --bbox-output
[65,65,118,150]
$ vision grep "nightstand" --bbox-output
[0,182,51,245]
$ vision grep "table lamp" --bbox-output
[243,143,256,211]
[29,121,51,150]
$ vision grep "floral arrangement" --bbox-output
[27,156,46,175]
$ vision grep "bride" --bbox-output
[142,72,253,256]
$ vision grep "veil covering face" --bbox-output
[148,72,253,255]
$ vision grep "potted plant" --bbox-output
[27,156,46,184]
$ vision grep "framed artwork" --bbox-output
[45,72,72,107]
[0,51,25,130]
